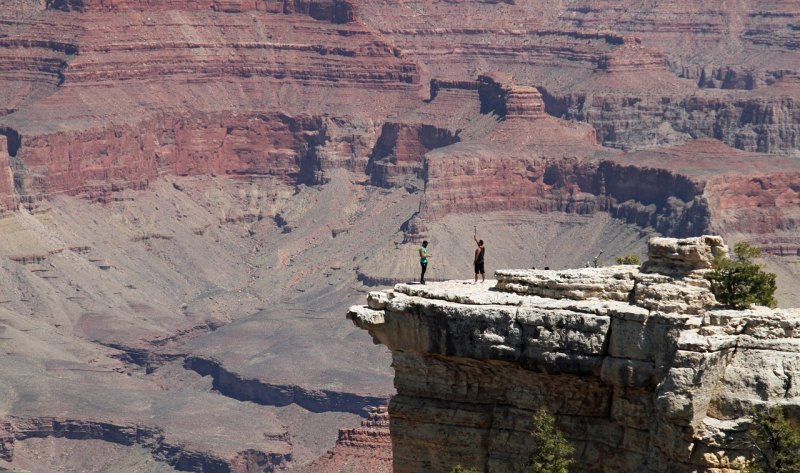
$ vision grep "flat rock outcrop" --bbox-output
[349,236,800,472]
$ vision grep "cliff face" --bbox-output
[372,74,800,262]
[12,112,330,205]
[47,0,358,24]
[539,90,800,154]
[349,236,800,472]
[0,1,419,206]
[358,0,800,155]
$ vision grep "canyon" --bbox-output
[0,0,798,471]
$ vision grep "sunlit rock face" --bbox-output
[350,236,800,473]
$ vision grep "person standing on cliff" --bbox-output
[419,241,431,284]
[474,227,486,283]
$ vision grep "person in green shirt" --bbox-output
[419,240,430,284]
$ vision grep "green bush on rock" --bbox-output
[449,466,480,473]
[449,407,575,473]
[745,406,800,473]
[529,406,575,473]
[706,242,777,309]
[615,254,641,265]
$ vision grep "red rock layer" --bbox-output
[477,72,547,120]
[561,0,800,72]
[48,0,358,24]
[418,151,710,237]
[420,136,800,245]
[706,172,800,255]
[369,73,561,190]
[0,5,421,204]
[12,112,328,206]
[298,406,392,473]
[595,40,665,73]
[368,123,459,188]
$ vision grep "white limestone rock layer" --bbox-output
[347,236,800,473]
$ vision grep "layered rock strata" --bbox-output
[0,2,420,206]
[298,406,392,473]
[539,89,800,154]
[47,0,358,24]
[384,74,800,257]
[10,112,329,206]
[349,236,800,472]
[357,0,800,154]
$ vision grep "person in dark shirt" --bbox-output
[473,228,485,283]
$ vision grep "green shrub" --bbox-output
[706,242,777,309]
[745,406,800,473]
[529,406,574,473]
[615,254,641,265]
[449,466,480,473]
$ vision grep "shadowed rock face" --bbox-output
[349,236,800,473]
[0,136,16,211]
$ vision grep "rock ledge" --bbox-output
[348,236,800,473]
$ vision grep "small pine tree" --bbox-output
[745,406,800,473]
[529,406,574,473]
[706,242,777,309]
[615,254,641,265]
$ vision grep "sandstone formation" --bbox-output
[349,236,800,472]
[297,406,392,473]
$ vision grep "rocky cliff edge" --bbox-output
[348,235,800,473]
